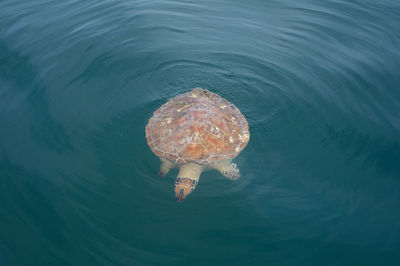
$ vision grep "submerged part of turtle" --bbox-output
[145,88,250,201]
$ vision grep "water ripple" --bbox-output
[1,0,400,264]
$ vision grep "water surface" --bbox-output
[1,0,400,265]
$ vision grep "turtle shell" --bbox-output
[145,88,250,165]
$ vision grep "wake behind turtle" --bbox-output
[145,88,250,201]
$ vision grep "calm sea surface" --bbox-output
[1,0,400,265]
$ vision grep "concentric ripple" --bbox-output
[1,0,400,264]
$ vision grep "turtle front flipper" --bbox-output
[159,158,174,177]
[175,163,203,201]
[213,160,240,180]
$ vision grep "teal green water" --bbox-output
[1,0,400,265]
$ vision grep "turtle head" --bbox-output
[174,163,202,201]
[174,177,198,202]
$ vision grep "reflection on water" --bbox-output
[1,0,400,265]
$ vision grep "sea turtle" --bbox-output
[145,88,250,201]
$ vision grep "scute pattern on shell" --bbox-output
[146,88,250,165]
